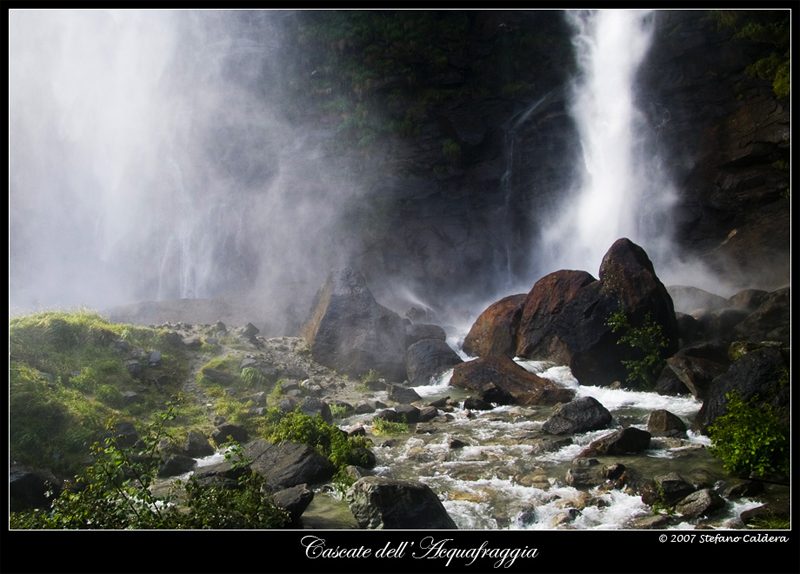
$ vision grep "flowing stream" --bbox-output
[329,358,766,531]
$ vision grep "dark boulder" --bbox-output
[694,347,789,434]
[665,355,727,401]
[462,293,527,358]
[300,268,407,382]
[541,396,612,435]
[347,476,457,529]
[674,488,726,518]
[405,339,463,386]
[211,423,249,446]
[299,396,333,425]
[183,430,215,458]
[10,469,57,511]
[563,239,680,387]
[647,410,688,438]
[245,439,337,491]
[388,384,422,404]
[642,473,696,506]
[158,455,197,478]
[727,288,769,312]
[579,427,651,456]
[732,287,790,344]
[405,323,447,347]
[463,396,494,411]
[516,270,596,361]
[450,355,575,406]
[201,367,237,387]
[395,404,421,424]
[272,483,314,525]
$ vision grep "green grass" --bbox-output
[9,309,189,475]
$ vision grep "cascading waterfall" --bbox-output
[540,9,676,276]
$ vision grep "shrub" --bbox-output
[10,401,289,529]
[708,391,789,479]
[372,416,409,436]
[266,411,371,469]
[606,310,668,389]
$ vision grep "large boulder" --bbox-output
[579,427,651,456]
[300,268,407,382]
[694,347,789,434]
[450,355,576,406]
[515,270,596,361]
[245,439,337,491]
[568,239,680,386]
[732,287,790,344]
[462,293,527,358]
[405,339,463,386]
[541,396,612,435]
[665,355,727,401]
[346,476,457,529]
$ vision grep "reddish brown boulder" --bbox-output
[449,355,576,406]
[462,294,526,358]
[515,270,596,361]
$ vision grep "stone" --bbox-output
[516,270,596,361]
[245,439,337,491]
[387,384,422,404]
[462,293,527,358]
[300,268,407,382]
[395,404,421,424]
[183,430,215,458]
[647,409,688,438]
[565,239,679,387]
[694,347,789,433]
[463,396,494,411]
[541,396,612,435]
[211,423,249,446]
[732,287,790,344]
[666,355,727,401]
[201,367,237,386]
[10,469,57,511]
[299,396,333,424]
[272,483,314,524]
[674,488,726,518]
[405,323,447,347]
[405,339,463,386]
[158,455,197,478]
[579,427,651,456]
[346,476,458,529]
[450,355,576,406]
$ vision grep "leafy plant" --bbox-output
[240,366,267,387]
[265,411,371,470]
[708,391,789,479]
[10,400,289,529]
[606,310,668,390]
[372,416,409,436]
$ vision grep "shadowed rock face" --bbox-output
[462,293,527,358]
[300,268,407,382]
[450,354,576,406]
[347,476,457,529]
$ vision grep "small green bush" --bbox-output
[606,310,668,389]
[708,391,789,478]
[10,401,289,529]
[266,411,371,470]
[372,416,409,436]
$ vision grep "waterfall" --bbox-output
[540,9,676,276]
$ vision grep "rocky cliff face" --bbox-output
[287,10,789,316]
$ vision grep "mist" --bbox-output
[9,10,356,332]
